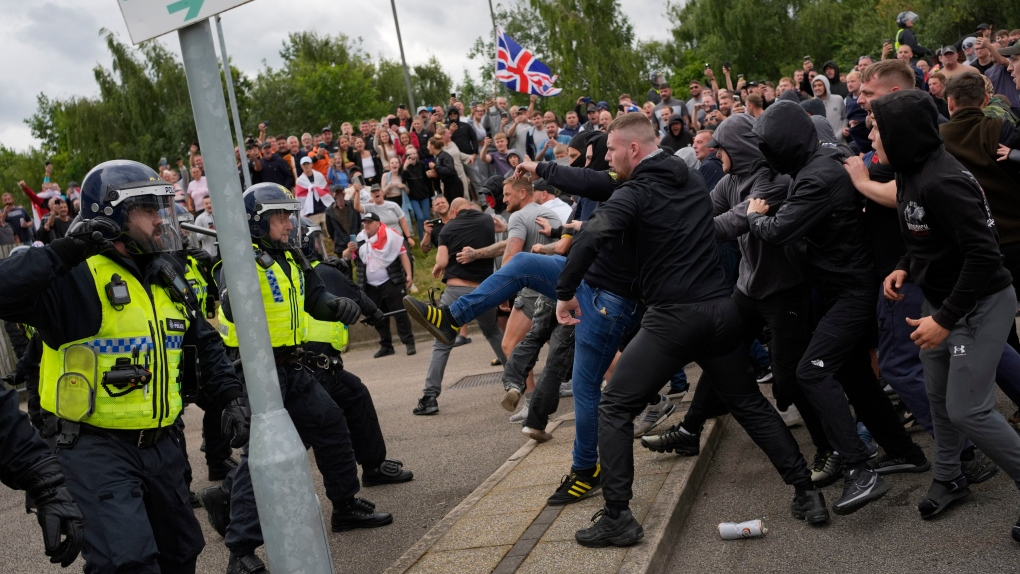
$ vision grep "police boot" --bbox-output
[208,456,240,481]
[331,497,393,531]
[226,553,267,574]
[201,485,231,538]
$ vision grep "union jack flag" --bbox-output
[496,29,562,97]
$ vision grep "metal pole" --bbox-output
[214,15,251,189]
[488,0,499,100]
[177,20,334,574]
[389,0,415,112]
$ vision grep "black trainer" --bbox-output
[226,553,267,574]
[405,342,416,356]
[208,456,240,481]
[403,295,459,345]
[331,497,393,532]
[639,424,699,455]
[189,491,202,509]
[868,452,931,475]
[362,459,414,487]
[1012,516,1020,542]
[918,475,970,520]
[833,466,891,515]
[374,346,395,358]
[961,448,999,484]
[790,489,830,524]
[413,395,439,416]
[201,485,231,538]
[575,508,644,548]
[547,465,601,506]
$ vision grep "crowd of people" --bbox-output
[399,13,1020,550]
[1,11,1020,573]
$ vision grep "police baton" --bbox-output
[181,222,217,237]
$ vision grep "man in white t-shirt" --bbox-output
[356,212,415,357]
[193,195,217,258]
[295,156,333,227]
[531,183,573,223]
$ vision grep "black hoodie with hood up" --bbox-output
[659,116,693,153]
[822,61,849,98]
[872,90,1012,329]
[745,100,875,292]
[708,114,804,299]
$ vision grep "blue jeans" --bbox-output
[571,281,640,470]
[407,197,431,241]
[876,281,934,434]
[448,253,563,325]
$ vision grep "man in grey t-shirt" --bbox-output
[456,177,560,420]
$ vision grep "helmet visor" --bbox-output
[121,194,183,254]
[304,228,327,261]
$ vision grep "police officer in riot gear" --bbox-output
[0,159,250,573]
[214,183,392,574]
[299,218,413,486]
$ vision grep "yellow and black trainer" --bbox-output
[547,465,601,506]
[403,294,459,346]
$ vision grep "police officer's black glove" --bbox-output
[51,216,120,267]
[364,308,385,327]
[0,372,21,389]
[328,297,362,325]
[221,397,251,448]
[19,458,84,568]
[186,246,214,268]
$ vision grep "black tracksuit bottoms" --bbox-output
[599,297,813,507]
[795,289,921,468]
[682,287,831,454]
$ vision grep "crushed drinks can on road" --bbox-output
[718,519,767,539]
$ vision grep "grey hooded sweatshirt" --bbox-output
[811,74,847,144]
[709,114,806,299]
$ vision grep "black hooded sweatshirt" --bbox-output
[822,61,849,98]
[872,90,1012,329]
[659,116,693,152]
[745,100,875,292]
[557,151,729,305]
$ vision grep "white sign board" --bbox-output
[117,0,254,44]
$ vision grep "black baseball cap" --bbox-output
[976,23,990,30]
[361,212,381,223]
[260,140,273,149]
[942,45,958,54]
[321,125,333,133]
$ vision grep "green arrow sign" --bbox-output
[166,0,204,21]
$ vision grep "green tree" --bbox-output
[412,56,454,110]
[26,31,197,183]
[247,32,384,133]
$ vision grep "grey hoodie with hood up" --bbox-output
[810,74,847,144]
[709,114,805,299]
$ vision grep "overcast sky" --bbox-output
[2,0,673,151]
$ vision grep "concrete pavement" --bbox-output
[665,388,1020,574]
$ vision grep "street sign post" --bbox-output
[112,1,335,570]
[175,19,334,573]
[117,0,254,44]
